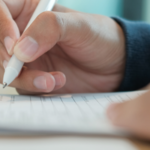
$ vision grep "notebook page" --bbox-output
[0,91,146,135]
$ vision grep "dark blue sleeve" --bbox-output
[112,17,150,91]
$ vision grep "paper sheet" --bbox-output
[0,91,145,135]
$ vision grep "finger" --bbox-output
[16,88,43,95]
[16,71,66,95]
[14,0,40,34]
[13,10,88,62]
[107,91,150,140]
[0,0,20,55]
[50,71,66,91]
[10,69,66,93]
[0,42,10,66]
[3,0,25,19]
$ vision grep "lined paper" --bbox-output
[0,91,145,135]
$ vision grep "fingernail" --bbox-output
[33,76,47,90]
[53,74,62,86]
[4,36,15,54]
[3,60,8,69]
[107,103,118,121]
[14,36,39,60]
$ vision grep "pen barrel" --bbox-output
[7,55,24,73]
[25,0,56,30]
[3,55,24,86]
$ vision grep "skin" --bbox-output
[0,0,125,94]
[1,0,150,141]
[107,89,150,140]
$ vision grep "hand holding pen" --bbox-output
[3,0,56,88]
[0,0,125,94]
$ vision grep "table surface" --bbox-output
[0,84,150,150]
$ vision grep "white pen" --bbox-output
[3,0,56,88]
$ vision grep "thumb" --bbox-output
[13,11,90,62]
[0,0,20,55]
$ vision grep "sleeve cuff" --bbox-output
[112,17,150,91]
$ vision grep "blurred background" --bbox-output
[58,0,150,23]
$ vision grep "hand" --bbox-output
[0,0,125,94]
[107,90,150,140]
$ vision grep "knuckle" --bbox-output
[37,11,58,26]
[35,11,60,40]
[55,13,65,32]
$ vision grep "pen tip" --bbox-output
[3,83,7,89]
